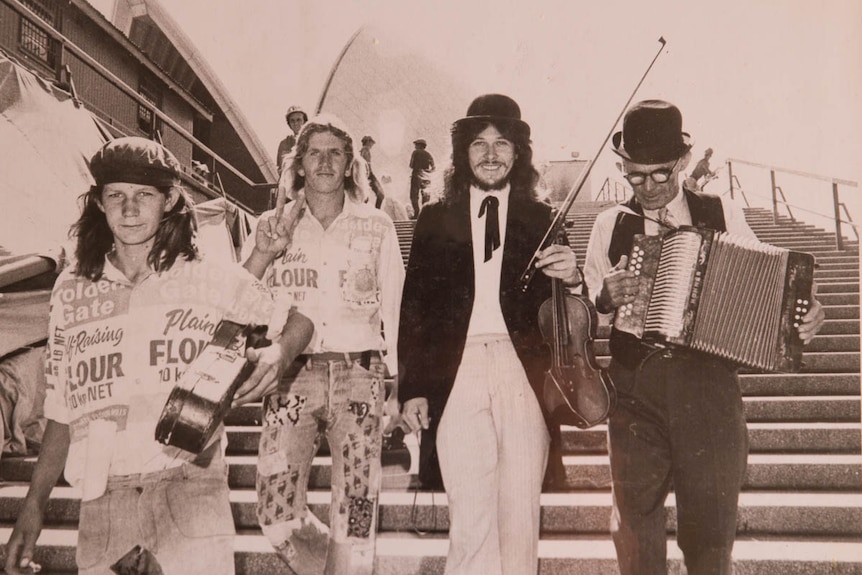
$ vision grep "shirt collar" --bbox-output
[644,188,686,218]
[469,184,510,210]
[100,253,155,286]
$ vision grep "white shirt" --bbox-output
[246,196,404,375]
[584,191,756,318]
[466,185,511,337]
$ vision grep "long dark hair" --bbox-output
[71,184,198,281]
[440,119,540,205]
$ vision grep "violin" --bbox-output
[524,37,667,427]
[538,233,615,429]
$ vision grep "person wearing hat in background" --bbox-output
[408,137,435,218]
[3,136,313,575]
[687,146,718,191]
[360,135,386,209]
[277,105,308,174]
[244,114,404,575]
[398,94,580,575]
[583,100,825,575]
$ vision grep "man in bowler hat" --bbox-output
[583,100,825,574]
[398,94,581,574]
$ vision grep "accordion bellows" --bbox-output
[614,227,814,372]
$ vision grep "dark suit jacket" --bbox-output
[398,190,556,486]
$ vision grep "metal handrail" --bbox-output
[2,0,269,204]
[838,203,860,243]
[772,185,795,221]
[727,158,858,251]
[597,177,631,203]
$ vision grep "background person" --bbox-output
[408,138,435,218]
[277,105,308,174]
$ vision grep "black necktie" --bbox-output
[478,195,500,262]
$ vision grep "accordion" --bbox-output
[614,227,814,372]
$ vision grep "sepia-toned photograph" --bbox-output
[0,0,859,573]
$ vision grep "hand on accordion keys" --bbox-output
[596,255,639,314]
[796,284,825,345]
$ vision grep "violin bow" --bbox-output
[518,36,668,293]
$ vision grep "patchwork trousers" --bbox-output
[255,353,385,575]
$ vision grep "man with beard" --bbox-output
[398,94,580,575]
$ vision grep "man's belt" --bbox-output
[298,350,379,370]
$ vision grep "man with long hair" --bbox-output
[398,94,581,574]
[4,137,312,575]
[245,114,404,575]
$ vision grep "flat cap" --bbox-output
[89,137,182,187]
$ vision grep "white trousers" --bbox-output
[437,335,550,575]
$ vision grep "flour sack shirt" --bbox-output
[43,257,277,490]
[249,195,404,376]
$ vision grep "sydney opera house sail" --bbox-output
[318,26,471,205]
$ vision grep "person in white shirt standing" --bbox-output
[244,114,404,575]
[398,94,581,575]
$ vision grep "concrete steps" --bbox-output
[3,527,860,575]
[2,202,859,573]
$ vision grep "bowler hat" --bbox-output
[612,100,693,164]
[89,137,181,187]
[452,93,530,139]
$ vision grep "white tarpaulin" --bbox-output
[0,52,106,259]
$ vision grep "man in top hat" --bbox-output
[408,137,435,218]
[398,94,580,575]
[583,100,825,575]
[277,105,308,174]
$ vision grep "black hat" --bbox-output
[612,100,693,164]
[362,135,376,145]
[90,137,182,187]
[413,138,426,146]
[452,93,530,139]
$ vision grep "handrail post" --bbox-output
[727,161,734,200]
[832,181,844,251]
[770,169,779,224]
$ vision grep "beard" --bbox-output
[471,173,511,191]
